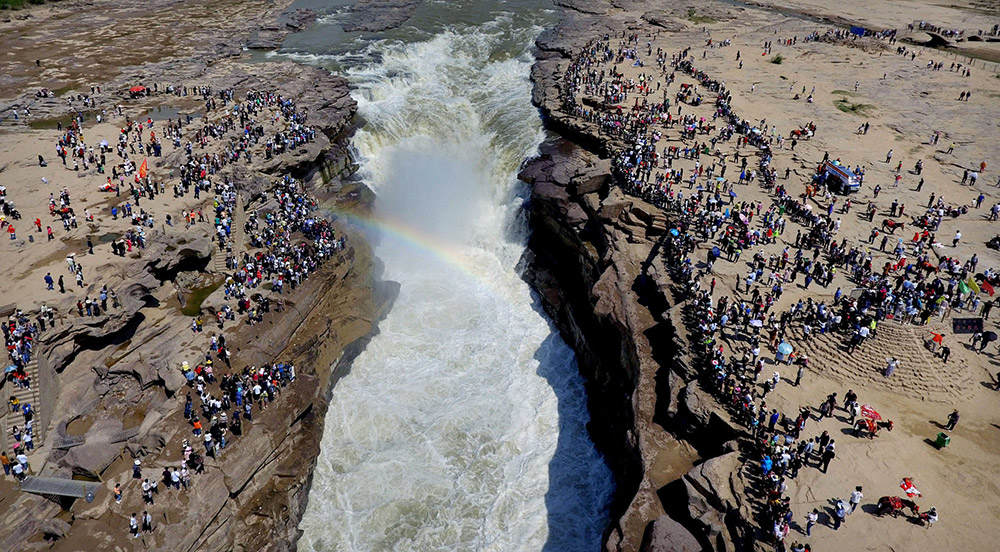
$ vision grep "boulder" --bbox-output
[39,518,71,540]
[63,440,123,479]
[569,160,611,195]
[640,515,701,552]
[340,0,422,32]
[684,451,742,512]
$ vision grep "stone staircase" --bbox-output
[786,320,974,402]
[2,356,43,453]
[209,196,245,274]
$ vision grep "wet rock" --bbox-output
[247,8,318,49]
[340,0,423,33]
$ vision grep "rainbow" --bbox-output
[325,206,507,294]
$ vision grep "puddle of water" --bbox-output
[181,278,224,316]
[27,110,99,130]
[103,339,133,368]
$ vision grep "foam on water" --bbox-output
[298,19,613,552]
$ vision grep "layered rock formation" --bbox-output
[520,2,756,550]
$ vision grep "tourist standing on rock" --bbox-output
[141,478,154,505]
[16,452,28,476]
[142,511,153,533]
[129,513,139,538]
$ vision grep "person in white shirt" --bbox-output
[15,453,28,472]
[805,508,819,536]
[924,506,938,528]
[849,486,863,513]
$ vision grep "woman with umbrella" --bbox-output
[776,342,793,363]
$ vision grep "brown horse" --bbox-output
[876,496,920,517]
[854,418,894,438]
[882,218,901,233]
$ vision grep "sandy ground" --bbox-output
[575,0,1000,549]
[0,116,206,315]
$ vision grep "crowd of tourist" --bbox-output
[1,77,348,541]
[554,22,987,548]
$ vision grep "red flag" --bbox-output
[860,404,881,420]
[138,158,148,179]
[983,280,995,297]
[900,478,921,497]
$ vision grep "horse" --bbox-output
[876,496,920,518]
[881,218,901,234]
[854,418,894,438]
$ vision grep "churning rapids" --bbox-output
[284,4,613,551]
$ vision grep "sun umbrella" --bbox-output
[712,246,721,257]
[983,331,998,343]
[129,86,146,93]
[670,228,679,236]
[777,342,793,355]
